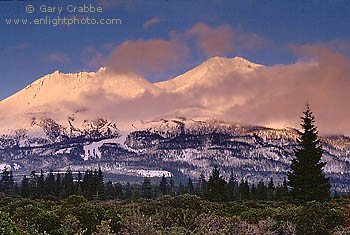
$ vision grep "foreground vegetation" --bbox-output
[0,194,349,235]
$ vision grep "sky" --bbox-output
[1,0,350,134]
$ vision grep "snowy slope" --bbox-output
[155,56,262,92]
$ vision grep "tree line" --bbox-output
[0,166,292,202]
[0,105,341,203]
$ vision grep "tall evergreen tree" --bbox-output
[282,178,288,200]
[169,176,175,196]
[55,170,62,199]
[46,169,56,196]
[21,176,30,198]
[142,177,153,199]
[239,180,250,200]
[159,175,168,195]
[0,168,12,195]
[96,167,105,200]
[125,182,132,200]
[227,171,239,201]
[38,169,45,198]
[75,171,83,195]
[177,182,185,195]
[251,184,257,200]
[287,105,331,203]
[186,177,194,194]
[106,181,115,200]
[257,180,267,201]
[62,169,75,199]
[30,171,39,199]
[206,166,228,202]
[132,181,141,199]
[267,178,275,201]
[195,173,207,197]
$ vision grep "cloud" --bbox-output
[186,23,267,57]
[95,44,350,134]
[9,43,30,50]
[106,38,189,80]
[46,53,71,64]
[143,17,166,30]
[81,47,105,68]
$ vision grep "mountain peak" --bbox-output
[155,56,263,92]
[202,56,262,69]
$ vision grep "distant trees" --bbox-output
[287,105,331,203]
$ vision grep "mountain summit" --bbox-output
[155,56,263,92]
[0,56,264,133]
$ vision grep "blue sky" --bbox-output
[1,0,350,100]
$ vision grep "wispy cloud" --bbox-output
[106,38,189,79]
[143,17,166,30]
[186,23,268,57]
[46,53,71,64]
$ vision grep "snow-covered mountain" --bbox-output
[0,56,349,191]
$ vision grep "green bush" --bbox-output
[0,211,23,235]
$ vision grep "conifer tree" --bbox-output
[62,169,75,198]
[178,182,185,195]
[206,166,228,202]
[56,170,62,199]
[125,182,132,200]
[115,182,123,199]
[75,171,83,195]
[267,178,275,201]
[21,176,30,198]
[159,175,168,195]
[287,105,331,203]
[186,177,194,194]
[46,169,56,195]
[142,177,153,199]
[251,184,257,200]
[282,178,288,199]
[38,169,45,198]
[228,172,239,201]
[195,173,207,197]
[106,181,115,200]
[132,181,140,199]
[96,168,105,200]
[169,176,175,196]
[257,180,267,201]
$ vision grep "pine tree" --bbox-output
[46,169,56,195]
[0,168,11,195]
[132,181,140,199]
[159,175,168,195]
[251,184,257,200]
[38,169,45,198]
[177,182,185,195]
[206,166,228,202]
[142,177,153,199]
[195,173,207,197]
[106,181,115,200]
[55,170,62,199]
[287,105,331,203]
[267,178,275,201]
[96,167,105,200]
[257,180,267,201]
[21,176,30,198]
[125,182,132,200]
[8,171,14,195]
[239,180,250,200]
[75,171,83,195]
[186,177,194,194]
[30,171,39,199]
[169,176,175,196]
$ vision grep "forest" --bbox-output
[0,107,349,234]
